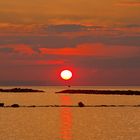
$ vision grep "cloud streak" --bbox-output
[36,60,65,65]
[116,1,140,7]
[39,43,140,58]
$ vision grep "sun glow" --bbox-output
[60,70,72,80]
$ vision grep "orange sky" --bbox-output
[0,0,140,85]
[0,0,140,24]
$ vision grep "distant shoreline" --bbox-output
[0,88,44,93]
[0,88,140,95]
[56,89,140,95]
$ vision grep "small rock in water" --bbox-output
[11,104,20,108]
[0,103,4,107]
[78,102,85,107]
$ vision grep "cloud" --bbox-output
[123,24,140,28]
[0,44,140,86]
[0,44,36,55]
[0,23,139,49]
[73,35,140,47]
[13,44,36,55]
[116,1,140,7]
[36,60,65,65]
[0,23,38,34]
[43,24,102,33]
[0,33,139,50]
[46,24,87,33]
[39,44,93,56]
[39,43,140,57]
[71,56,140,69]
[0,35,73,49]
[0,23,102,35]
[116,24,140,34]
[0,47,13,52]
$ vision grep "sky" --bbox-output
[0,0,140,86]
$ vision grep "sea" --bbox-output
[0,86,140,140]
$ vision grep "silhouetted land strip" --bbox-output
[1,104,140,108]
[56,90,140,95]
[11,104,20,107]
[0,103,4,107]
[1,102,140,108]
[0,88,44,93]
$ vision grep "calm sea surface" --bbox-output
[0,86,140,140]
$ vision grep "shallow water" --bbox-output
[0,86,140,140]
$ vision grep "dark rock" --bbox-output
[11,104,20,108]
[0,103,4,107]
[78,102,85,107]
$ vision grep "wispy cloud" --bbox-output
[116,1,140,7]
[13,44,36,55]
[0,44,36,55]
[45,24,102,33]
[39,43,140,58]
[36,60,65,65]
[0,23,103,36]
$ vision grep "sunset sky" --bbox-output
[0,0,140,85]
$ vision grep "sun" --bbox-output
[60,70,72,80]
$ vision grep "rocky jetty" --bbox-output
[0,88,44,93]
[56,89,140,95]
